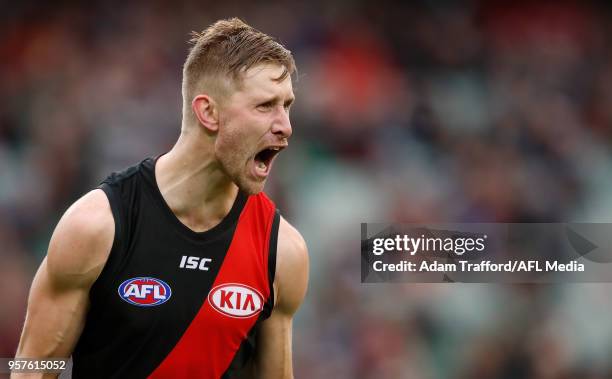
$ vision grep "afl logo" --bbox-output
[118,277,172,307]
[208,283,264,318]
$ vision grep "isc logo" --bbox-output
[118,277,172,307]
[179,255,212,271]
[208,283,264,318]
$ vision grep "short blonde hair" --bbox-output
[182,18,295,117]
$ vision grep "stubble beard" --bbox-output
[220,158,265,195]
[215,141,265,196]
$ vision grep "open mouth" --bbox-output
[253,146,284,176]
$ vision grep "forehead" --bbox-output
[234,63,294,100]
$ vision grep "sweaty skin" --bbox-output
[13,63,309,379]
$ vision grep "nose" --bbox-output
[271,107,292,139]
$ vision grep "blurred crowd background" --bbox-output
[2,0,612,378]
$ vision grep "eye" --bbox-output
[257,101,274,111]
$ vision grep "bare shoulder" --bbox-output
[275,217,309,315]
[46,189,115,289]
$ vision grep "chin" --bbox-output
[236,178,266,195]
[220,162,265,195]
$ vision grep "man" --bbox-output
[13,18,308,379]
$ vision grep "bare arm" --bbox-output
[253,217,309,379]
[12,189,114,379]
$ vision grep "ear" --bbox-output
[192,94,219,132]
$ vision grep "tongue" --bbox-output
[254,157,269,176]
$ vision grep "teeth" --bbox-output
[270,147,280,151]
[257,161,266,170]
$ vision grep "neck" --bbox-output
[155,130,239,232]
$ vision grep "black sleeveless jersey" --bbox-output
[71,157,279,378]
